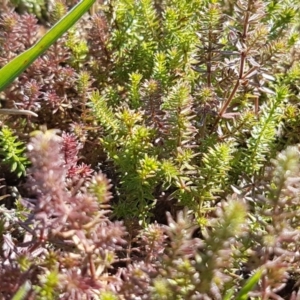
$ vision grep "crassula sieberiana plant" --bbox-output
[1,0,300,298]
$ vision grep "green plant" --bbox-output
[1,0,300,298]
[11,0,47,20]
[0,126,29,177]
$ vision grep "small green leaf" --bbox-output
[12,281,31,300]
[223,288,235,300]
[11,161,18,172]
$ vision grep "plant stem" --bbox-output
[211,0,252,132]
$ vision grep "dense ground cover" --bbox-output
[1,0,300,298]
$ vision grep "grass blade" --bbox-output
[235,268,263,300]
[0,0,96,92]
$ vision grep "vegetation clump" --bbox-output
[1,0,300,298]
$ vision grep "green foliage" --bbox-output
[65,27,89,68]
[161,80,195,150]
[197,141,236,204]
[267,0,300,39]
[0,126,29,177]
[86,0,300,225]
[128,72,143,108]
[97,106,158,222]
[241,85,288,174]
[90,90,120,132]
[99,291,119,300]
[12,281,31,300]
[1,0,300,298]
[11,0,47,19]
[33,270,59,299]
